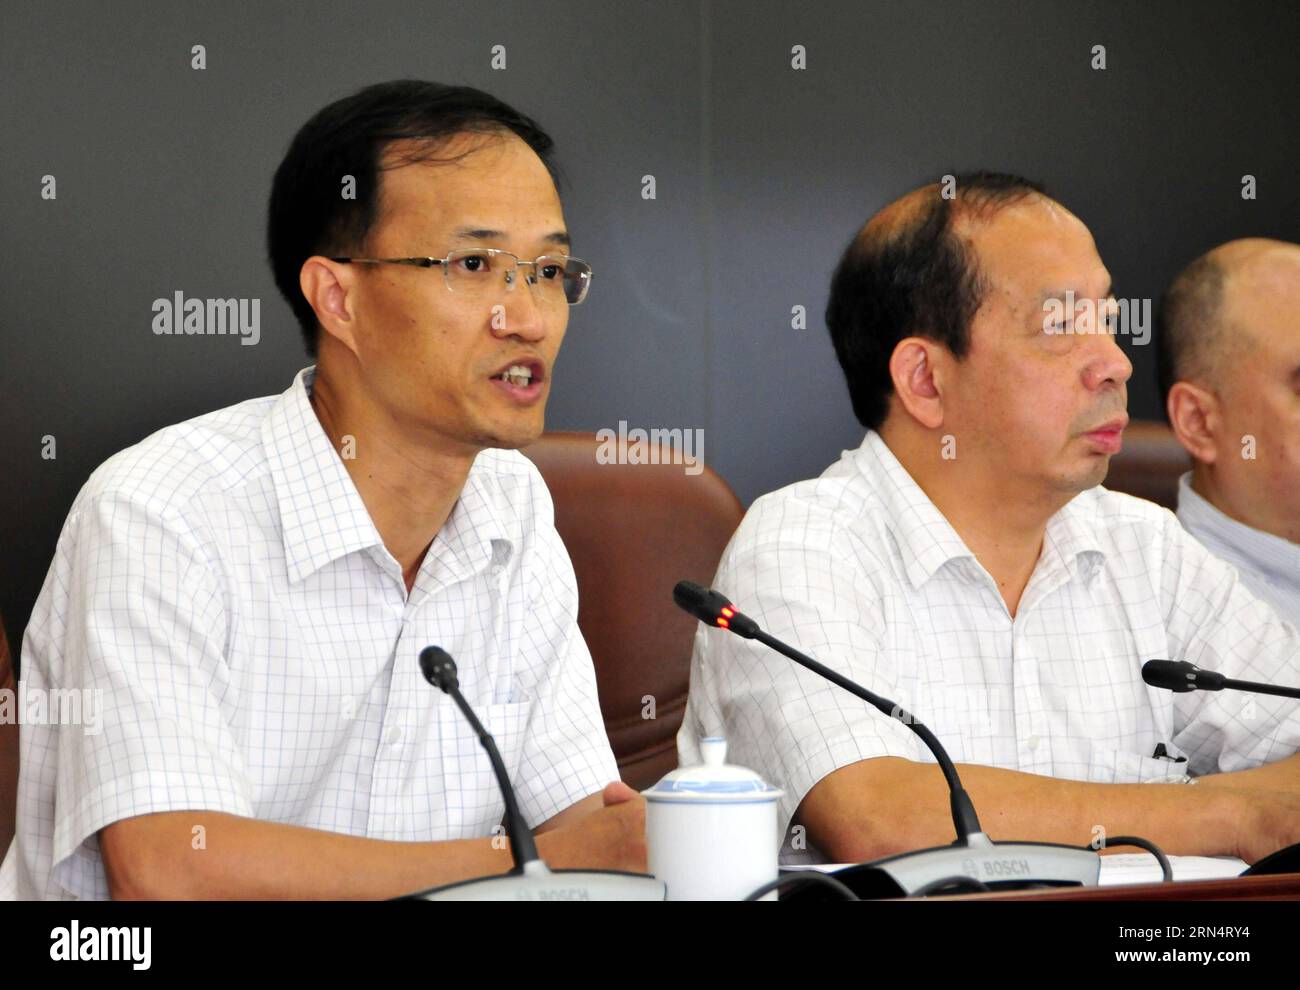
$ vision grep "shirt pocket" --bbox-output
[435,700,533,837]
[1087,741,1190,784]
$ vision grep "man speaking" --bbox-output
[3,80,643,899]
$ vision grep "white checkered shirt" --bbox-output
[1,365,618,900]
[678,430,1300,864]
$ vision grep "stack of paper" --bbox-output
[1097,854,1247,886]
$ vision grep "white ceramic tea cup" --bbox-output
[643,736,783,900]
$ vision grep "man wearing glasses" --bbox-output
[2,80,644,900]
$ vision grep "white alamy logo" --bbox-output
[0,683,103,734]
[1042,292,1151,346]
[50,922,151,970]
[152,291,261,345]
[595,421,705,476]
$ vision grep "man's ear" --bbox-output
[300,256,361,357]
[888,337,945,430]
[1166,380,1220,465]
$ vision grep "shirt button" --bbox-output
[385,725,404,746]
[1027,735,1040,751]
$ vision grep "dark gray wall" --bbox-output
[3,1,1297,653]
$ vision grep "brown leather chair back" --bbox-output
[1103,420,1192,510]
[522,431,744,790]
[0,616,17,859]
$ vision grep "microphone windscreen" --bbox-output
[673,580,711,615]
[1141,659,1196,692]
[420,645,458,692]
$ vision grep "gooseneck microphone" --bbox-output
[400,646,665,901]
[674,580,1102,896]
[1142,658,1300,878]
[418,646,540,869]
[673,581,982,843]
[1142,659,1300,701]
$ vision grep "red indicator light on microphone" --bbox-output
[717,617,730,628]
[721,606,735,618]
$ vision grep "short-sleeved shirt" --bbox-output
[678,430,1300,864]
[1,365,618,899]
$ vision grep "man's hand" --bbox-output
[536,781,647,873]
[1230,788,1300,865]
[1196,753,1300,862]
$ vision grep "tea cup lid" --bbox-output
[644,737,782,803]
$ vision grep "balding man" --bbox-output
[680,173,1300,869]
[1157,238,1300,623]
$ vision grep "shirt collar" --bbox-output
[1176,471,1300,586]
[429,454,515,589]
[1042,489,1107,585]
[263,366,512,586]
[857,430,1105,590]
[858,430,977,589]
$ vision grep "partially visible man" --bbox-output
[2,80,644,900]
[1157,238,1300,623]
[680,174,1300,868]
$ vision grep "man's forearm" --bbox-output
[101,809,588,900]
[797,757,1243,864]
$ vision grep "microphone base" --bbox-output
[788,833,1100,900]
[401,860,667,901]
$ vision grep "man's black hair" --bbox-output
[267,79,558,355]
[825,171,1047,430]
